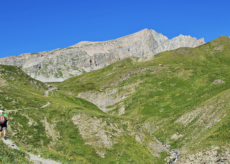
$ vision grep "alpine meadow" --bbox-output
[0,31,230,163]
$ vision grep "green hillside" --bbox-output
[1,36,230,163]
[0,65,168,163]
[0,139,32,163]
[58,36,230,163]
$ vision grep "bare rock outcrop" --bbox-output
[77,82,139,112]
[0,29,205,82]
[71,114,124,158]
[71,114,168,158]
[178,146,230,164]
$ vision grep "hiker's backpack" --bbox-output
[0,115,6,124]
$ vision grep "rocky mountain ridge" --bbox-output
[0,29,205,82]
[57,36,230,163]
[1,36,230,164]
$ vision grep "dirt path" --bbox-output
[40,102,50,109]
[1,138,61,164]
[44,87,57,97]
[1,87,60,163]
[3,102,51,114]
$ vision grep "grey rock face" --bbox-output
[0,29,205,82]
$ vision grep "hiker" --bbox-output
[0,110,9,140]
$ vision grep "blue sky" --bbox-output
[0,0,229,58]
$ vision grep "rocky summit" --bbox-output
[0,29,205,82]
[1,36,230,164]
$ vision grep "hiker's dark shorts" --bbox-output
[0,123,7,131]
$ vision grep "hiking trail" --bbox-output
[4,102,50,114]
[1,138,61,164]
[1,88,55,163]
[44,86,58,97]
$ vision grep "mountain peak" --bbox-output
[0,29,205,82]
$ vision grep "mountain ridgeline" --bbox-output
[1,32,230,163]
[58,35,230,163]
[0,29,204,82]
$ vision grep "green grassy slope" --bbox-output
[0,139,32,163]
[58,36,230,160]
[0,65,168,163]
[0,65,48,110]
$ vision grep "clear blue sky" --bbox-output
[0,0,229,58]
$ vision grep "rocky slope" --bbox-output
[0,65,171,163]
[58,36,230,163]
[2,36,230,164]
[0,29,205,82]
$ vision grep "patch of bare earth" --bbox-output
[72,114,124,158]
[77,82,140,112]
[0,75,7,87]
[175,99,226,129]
[178,146,230,164]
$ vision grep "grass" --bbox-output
[2,36,230,163]
[57,35,230,159]
[0,140,32,163]
[0,64,167,163]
